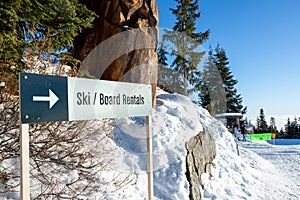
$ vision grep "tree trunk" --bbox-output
[73,0,158,105]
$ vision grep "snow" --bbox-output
[97,91,300,200]
[242,140,300,199]
[111,90,204,199]
[22,56,71,76]
[1,89,300,199]
[111,91,300,200]
[197,112,300,200]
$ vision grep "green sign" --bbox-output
[250,133,272,141]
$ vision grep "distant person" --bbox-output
[241,123,246,141]
[233,123,239,138]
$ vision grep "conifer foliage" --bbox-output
[269,117,277,133]
[197,45,246,115]
[256,108,270,133]
[214,45,246,113]
[197,48,224,115]
[0,0,96,82]
[284,117,300,139]
[252,108,300,138]
[161,0,209,95]
[157,42,184,93]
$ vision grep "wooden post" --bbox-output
[146,116,153,200]
[20,123,30,200]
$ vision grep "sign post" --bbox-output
[146,116,153,200]
[20,124,30,200]
[19,72,153,199]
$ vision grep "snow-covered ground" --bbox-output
[1,90,299,199]
[111,91,300,200]
[102,91,300,200]
[241,140,300,199]
[198,116,300,200]
[202,138,300,200]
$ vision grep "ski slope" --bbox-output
[199,122,300,200]
[241,140,300,199]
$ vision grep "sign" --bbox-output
[20,73,152,123]
[19,72,154,200]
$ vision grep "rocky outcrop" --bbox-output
[73,0,158,105]
[186,129,216,200]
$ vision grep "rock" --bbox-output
[186,129,216,200]
[73,0,158,105]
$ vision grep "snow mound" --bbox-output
[200,116,298,200]
[112,92,204,199]
[110,91,299,199]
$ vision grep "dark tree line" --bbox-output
[255,108,300,139]
[281,117,300,139]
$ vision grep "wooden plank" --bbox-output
[146,116,153,200]
[20,123,30,200]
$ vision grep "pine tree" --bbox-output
[157,43,185,93]
[158,43,168,67]
[0,0,24,66]
[196,48,225,115]
[213,45,246,114]
[197,45,246,115]
[197,50,213,111]
[285,118,292,138]
[283,117,300,139]
[0,0,96,92]
[256,108,269,133]
[269,117,278,133]
[278,128,286,138]
[162,0,209,95]
[297,118,300,139]
[288,118,299,138]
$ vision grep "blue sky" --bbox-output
[157,0,300,118]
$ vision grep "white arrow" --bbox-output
[33,89,59,109]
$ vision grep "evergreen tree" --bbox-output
[285,117,300,139]
[290,118,299,138]
[278,128,286,138]
[197,48,225,115]
[297,118,300,139]
[282,117,300,139]
[157,43,184,93]
[285,118,292,138]
[1,0,96,63]
[197,50,213,111]
[197,45,246,115]
[158,43,168,67]
[269,117,278,133]
[256,108,269,133]
[157,43,168,91]
[213,45,246,114]
[0,0,96,92]
[0,0,24,67]
[162,0,209,95]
